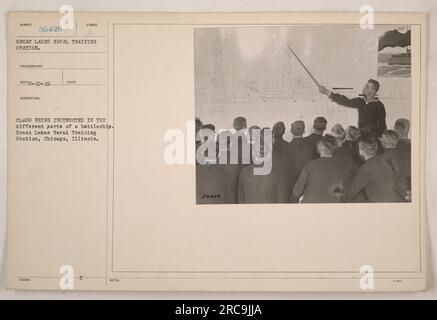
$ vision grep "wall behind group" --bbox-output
[195,25,411,140]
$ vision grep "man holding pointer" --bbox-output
[319,79,387,139]
[286,45,386,139]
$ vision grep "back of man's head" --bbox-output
[359,139,379,160]
[273,121,285,137]
[233,116,247,131]
[313,116,327,132]
[394,118,410,139]
[345,125,360,141]
[290,120,305,137]
[379,130,399,149]
[318,134,338,156]
[331,124,346,145]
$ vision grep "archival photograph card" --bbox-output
[6,11,427,292]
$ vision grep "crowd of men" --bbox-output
[195,79,412,204]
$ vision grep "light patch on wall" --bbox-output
[236,27,267,59]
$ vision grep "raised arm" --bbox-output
[319,85,363,109]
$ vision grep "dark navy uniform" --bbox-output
[196,164,235,204]
[343,154,405,202]
[303,133,323,159]
[393,139,411,197]
[293,157,344,203]
[332,140,362,186]
[330,93,387,138]
[273,136,288,155]
[282,137,314,197]
[238,151,289,204]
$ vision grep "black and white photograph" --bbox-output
[1,6,432,297]
[195,25,412,204]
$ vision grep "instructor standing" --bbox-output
[319,79,387,138]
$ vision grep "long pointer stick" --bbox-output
[286,44,321,88]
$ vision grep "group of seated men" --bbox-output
[195,116,411,204]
